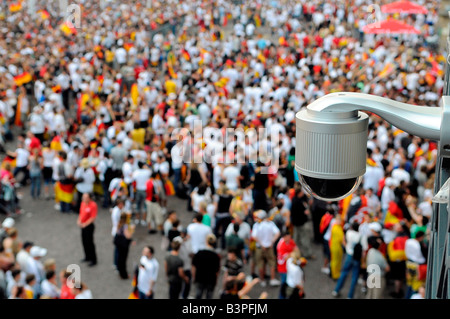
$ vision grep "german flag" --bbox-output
[52,85,62,93]
[55,182,75,204]
[76,92,90,123]
[181,49,190,61]
[384,201,404,230]
[278,36,288,47]
[130,83,139,106]
[168,66,177,79]
[50,136,63,152]
[257,52,266,64]
[9,2,22,12]
[60,21,77,36]
[167,51,176,67]
[1,154,16,170]
[38,9,50,20]
[124,42,134,52]
[97,75,104,85]
[164,180,175,196]
[254,14,261,28]
[387,235,408,262]
[13,72,33,86]
[366,158,377,167]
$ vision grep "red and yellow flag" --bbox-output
[254,15,261,28]
[181,49,190,61]
[257,52,266,64]
[131,83,139,106]
[60,21,77,36]
[167,51,176,67]
[52,85,62,93]
[168,66,177,79]
[38,9,50,20]
[55,182,75,204]
[124,42,134,52]
[9,2,22,12]
[76,92,90,122]
[13,72,32,86]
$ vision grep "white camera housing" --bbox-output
[295,92,441,201]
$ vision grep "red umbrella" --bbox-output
[381,1,428,14]
[362,19,420,34]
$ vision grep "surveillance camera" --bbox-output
[295,107,369,201]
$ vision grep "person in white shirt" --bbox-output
[137,246,159,299]
[122,155,134,187]
[132,162,152,226]
[25,246,47,297]
[11,141,30,186]
[381,177,397,216]
[186,213,212,254]
[16,242,34,271]
[40,270,60,299]
[73,282,93,299]
[285,250,305,299]
[28,106,46,141]
[222,162,240,191]
[391,162,411,186]
[74,158,96,212]
[251,210,281,287]
[115,46,128,66]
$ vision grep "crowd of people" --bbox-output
[0,0,445,299]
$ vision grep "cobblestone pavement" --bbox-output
[2,188,377,299]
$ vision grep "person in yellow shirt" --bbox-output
[105,50,115,68]
[131,123,146,147]
[164,74,176,95]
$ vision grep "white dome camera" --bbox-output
[295,92,441,201]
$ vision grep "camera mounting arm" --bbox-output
[296,92,450,299]
[305,92,441,141]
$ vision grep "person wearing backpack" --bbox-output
[332,221,362,299]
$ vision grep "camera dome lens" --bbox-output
[299,175,363,201]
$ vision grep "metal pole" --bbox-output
[425,22,450,298]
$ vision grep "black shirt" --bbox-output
[192,249,221,284]
[217,194,233,214]
[290,195,308,226]
[165,254,184,284]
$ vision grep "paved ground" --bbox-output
[2,185,379,299]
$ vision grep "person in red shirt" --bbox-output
[145,173,163,234]
[59,270,76,299]
[276,231,298,299]
[77,193,98,266]
[27,132,42,154]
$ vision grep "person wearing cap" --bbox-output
[73,158,96,214]
[251,209,281,287]
[0,217,15,244]
[191,234,221,299]
[25,245,47,298]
